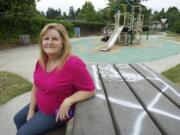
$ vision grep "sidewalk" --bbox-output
[0,45,37,135]
[0,38,180,135]
[143,52,180,73]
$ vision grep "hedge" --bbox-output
[0,18,105,45]
[173,20,180,34]
[70,21,105,35]
[0,17,74,39]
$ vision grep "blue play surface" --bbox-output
[71,35,180,64]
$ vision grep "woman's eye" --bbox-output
[44,37,49,40]
[52,37,58,40]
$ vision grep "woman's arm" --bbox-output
[57,90,95,121]
[67,90,95,105]
[27,83,37,120]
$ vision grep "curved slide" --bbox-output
[100,26,124,51]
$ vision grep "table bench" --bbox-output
[44,63,180,135]
[19,34,31,45]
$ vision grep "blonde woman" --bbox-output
[14,23,95,135]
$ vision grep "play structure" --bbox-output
[101,4,144,51]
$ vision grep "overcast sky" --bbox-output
[36,0,180,14]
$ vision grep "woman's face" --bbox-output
[42,29,63,57]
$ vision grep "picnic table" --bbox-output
[44,63,180,135]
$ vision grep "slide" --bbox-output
[100,26,124,51]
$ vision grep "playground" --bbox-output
[1,34,180,134]
[71,35,180,64]
[68,4,180,64]
[1,0,180,135]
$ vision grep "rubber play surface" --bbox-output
[71,35,180,64]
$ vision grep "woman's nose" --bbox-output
[48,38,53,44]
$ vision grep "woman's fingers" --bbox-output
[58,98,72,121]
[60,108,69,121]
[66,110,70,118]
[27,110,35,121]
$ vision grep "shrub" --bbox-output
[172,20,180,34]
[0,17,74,40]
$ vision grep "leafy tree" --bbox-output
[152,7,180,23]
[94,11,104,22]
[166,7,180,30]
[158,8,166,18]
[141,5,152,26]
[40,11,45,17]
[106,0,148,22]
[68,6,76,19]
[151,11,160,21]
[107,0,129,22]
[100,8,110,22]
[46,8,62,19]
[75,8,81,19]
[79,1,96,21]
[151,8,166,21]
[0,0,40,19]
[173,20,180,33]
[62,12,68,19]
[151,6,180,32]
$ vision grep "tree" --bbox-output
[79,1,96,21]
[100,8,110,22]
[158,8,166,19]
[166,7,180,30]
[151,6,180,31]
[151,11,160,21]
[107,0,119,22]
[68,6,76,19]
[141,5,152,26]
[75,8,81,19]
[62,12,68,19]
[173,20,180,33]
[46,8,62,19]
[94,11,104,22]
[0,0,44,39]
[106,0,148,22]
[0,0,40,19]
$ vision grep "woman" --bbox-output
[13,23,95,135]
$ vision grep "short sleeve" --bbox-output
[33,60,40,74]
[33,60,40,84]
[69,56,95,92]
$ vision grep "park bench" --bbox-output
[19,34,31,45]
[43,63,180,135]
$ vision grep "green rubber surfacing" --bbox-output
[71,35,180,64]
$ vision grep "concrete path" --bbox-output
[0,37,180,135]
[143,53,180,73]
[0,45,38,135]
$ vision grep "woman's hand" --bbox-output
[27,109,35,121]
[56,98,72,122]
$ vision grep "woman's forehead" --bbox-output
[43,29,60,37]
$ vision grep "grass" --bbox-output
[166,33,180,42]
[0,71,32,105]
[0,38,20,50]
[0,36,38,50]
[141,31,162,35]
[162,64,180,87]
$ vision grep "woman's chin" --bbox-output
[45,50,57,55]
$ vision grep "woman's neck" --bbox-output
[47,54,60,62]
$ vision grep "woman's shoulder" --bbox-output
[35,59,40,68]
[65,55,86,70]
[34,59,44,71]
[66,55,85,65]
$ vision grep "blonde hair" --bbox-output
[38,23,72,69]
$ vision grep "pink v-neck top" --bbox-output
[34,55,95,114]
